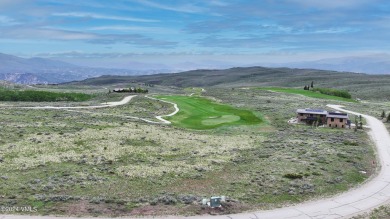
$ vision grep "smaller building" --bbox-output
[327,112,349,128]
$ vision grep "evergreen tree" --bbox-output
[387,114,390,122]
[311,81,314,88]
[381,110,386,118]
[355,116,358,131]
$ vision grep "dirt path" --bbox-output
[1,106,390,219]
[21,95,137,109]
[145,96,179,124]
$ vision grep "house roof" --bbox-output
[327,112,349,119]
[297,109,328,115]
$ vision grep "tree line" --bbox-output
[111,87,148,93]
[303,81,352,99]
[381,110,390,122]
[0,90,93,102]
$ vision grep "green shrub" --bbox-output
[343,140,359,146]
[0,90,93,102]
[311,88,352,99]
[283,173,303,179]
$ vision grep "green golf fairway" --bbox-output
[256,87,356,102]
[156,95,262,130]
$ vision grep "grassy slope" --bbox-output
[156,95,262,129]
[256,87,356,102]
[69,66,390,100]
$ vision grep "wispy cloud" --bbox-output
[1,27,95,40]
[133,0,205,13]
[86,33,177,47]
[0,0,25,8]
[286,0,374,9]
[0,26,176,47]
[89,25,179,34]
[207,0,230,7]
[0,15,20,26]
[52,12,159,23]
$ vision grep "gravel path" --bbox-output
[21,95,137,109]
[11,95,180,124]
[1,105,390,219]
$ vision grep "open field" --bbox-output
[256,87,356,102]
[155,95,262,130]
[0,84,378,217]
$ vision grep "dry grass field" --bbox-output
[0,83,380,217]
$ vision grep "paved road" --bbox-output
[1,105,390,219]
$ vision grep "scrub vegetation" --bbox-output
[0,82,378,217]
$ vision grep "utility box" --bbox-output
[210,196,221,208]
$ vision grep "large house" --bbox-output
[296,109,349,128]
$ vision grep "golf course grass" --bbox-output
[256,87,356,102]
[156,95,262,130]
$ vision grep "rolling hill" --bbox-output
[69,66,390,100]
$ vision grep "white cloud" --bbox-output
[52,12,159,23]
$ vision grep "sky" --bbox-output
[1,0,390,70]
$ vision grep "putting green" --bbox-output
[155,95,262,130]
[202,115,241,125]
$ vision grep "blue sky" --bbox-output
[1,0,390,69]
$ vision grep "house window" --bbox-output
[329,124,331,127]
[310,114,313,117]
[299,113,303,116]
[340,118,344,122]
[331,118,334,122]
[342,125,344,128]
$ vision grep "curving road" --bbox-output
[9,95,179,124]
[20,95,137,109]
[181,104,389,219]
[1,105,390,219]
[145,96,179,124]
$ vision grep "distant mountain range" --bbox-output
[0,53,159,84]
[2,53,390,84]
